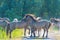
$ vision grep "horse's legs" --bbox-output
[6,28,9,36]
[6,23,10,36]
[24,28,26,37]
[42,29,45,38]
[46,29,48,38]
[6,26,10,36]
[31,28,36,37]
[28,28,30,35]
[33,31,35,37]
[9,30,12,38]
[38,29,40,37]
[30,32,32,37]
[30,28,33,37]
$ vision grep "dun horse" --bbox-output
[23,14,51,38]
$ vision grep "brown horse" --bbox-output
[23,14,51,38]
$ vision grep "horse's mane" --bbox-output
[25,14,38,21]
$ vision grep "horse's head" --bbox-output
[50,18,58,24]
[50,18,54,22]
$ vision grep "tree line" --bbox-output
[0,0,60,21]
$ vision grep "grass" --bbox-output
[0,26,59,40]
[0,29,24,40]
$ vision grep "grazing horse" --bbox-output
[6,19,30,38]
[50,18,60,31]
[23,14,51,38]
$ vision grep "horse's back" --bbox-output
[34,20,51,29]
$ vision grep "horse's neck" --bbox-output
[29,19,37,25]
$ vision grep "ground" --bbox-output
[0,26,60,40]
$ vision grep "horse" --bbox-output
[50,18,60,31]
[6,18,31,38]
[23,14,51,38]
[0,17,10,31]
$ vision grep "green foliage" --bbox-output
[0,0,60,20]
